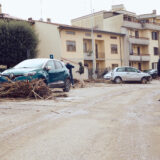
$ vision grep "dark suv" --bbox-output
[0,58,71,92]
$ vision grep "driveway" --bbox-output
[0,80,160,160]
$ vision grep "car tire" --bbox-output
[63,78,71,92]
[141,77,147,84]
[114,77,122,84]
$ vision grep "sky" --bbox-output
[0,0,160,25]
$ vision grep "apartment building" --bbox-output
[72,4,160,70]
[34,21,124,78]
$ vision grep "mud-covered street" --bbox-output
[0,81,160,160]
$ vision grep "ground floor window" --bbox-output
[152,62,158,69]
[66,41,76,52]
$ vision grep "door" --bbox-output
[54,60,65,82]
[138,63,141,71]
[137,47,140,55]
[125,67,140,81]
[95,44,98,58]
[45,60,57,83]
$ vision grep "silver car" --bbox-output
[111,67,151,84]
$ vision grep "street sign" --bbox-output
[50,54,54,59]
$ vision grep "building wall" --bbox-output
[103,14,124,33]
[34,21,62,59]
[71,12,104,30]
[104,34,124,69]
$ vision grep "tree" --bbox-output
[0,20,38,68]
[158,58,160,77]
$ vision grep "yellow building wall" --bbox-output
[34,21,62,59]
[103,14,124,33]
[71,12,104,30]
[104,35,123,69]
[146,30,159,68]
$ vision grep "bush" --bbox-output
[0,20,38,68]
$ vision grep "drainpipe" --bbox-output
[90,1,96,79]
[119,36,123,66]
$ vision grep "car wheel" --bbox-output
[114,77,122,84]
[63,78,71,92]
[141,77,147,84]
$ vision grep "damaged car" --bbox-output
[0,58,71,92]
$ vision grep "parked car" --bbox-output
[110,66,151,84]
[0,58,71,92]
[103,71,112,80]
[143,69,158,79]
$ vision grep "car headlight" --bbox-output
[24,72,36,76]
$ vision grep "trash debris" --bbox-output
[0,79,51,99]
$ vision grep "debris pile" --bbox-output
[0,80,52,99]
[73,79,85,88]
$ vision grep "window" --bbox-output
[54,61,63,69]
[116,67,125,72]
[154,47,159,55]
[152,62,158,69]
[83,42,87,52]
[66,31,75,35]
[152,32,158,40]
[135,30,139,38]
[66,41,76,52]
[112,64,118,69]
[45,60,55,70]
[111,44,118,54]
[97,34,102,38]
[85,33,91,37]
[126,67,138,72]
[110,36,117,39]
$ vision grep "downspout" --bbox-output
[119,36,123,66]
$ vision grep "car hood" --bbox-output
[104,71,112,78]
[2,68,40,76]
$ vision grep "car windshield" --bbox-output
[14,59,47,69]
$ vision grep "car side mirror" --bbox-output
[45,66,52,71]
[137,70,141,73]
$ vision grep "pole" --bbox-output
[90,0,97,79]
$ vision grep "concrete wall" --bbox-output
[103,14,124,33]
[71,12,104,30]
[34,21,62,59]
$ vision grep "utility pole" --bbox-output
[40,0,43,21]
[90,0,97,79]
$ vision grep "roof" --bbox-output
[71,10,106,22]
[34,20,125,36]
[58,24,125,36]
[0,13,34,24]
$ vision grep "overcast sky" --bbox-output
[0,0,160,24]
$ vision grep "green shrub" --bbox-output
[0,20,38,68]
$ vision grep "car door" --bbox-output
[45,60,57,83]
[54,60,66,82]
[125,67,140,81]
[115,67,127,81]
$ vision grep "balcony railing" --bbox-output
[123,20,160,31]
[129,36,149,45]
[96,52,105,60]
[129,53,150,61]
[84,52,94,60]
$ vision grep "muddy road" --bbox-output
[0,81,160,160]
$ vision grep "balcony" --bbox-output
[96,52,105,60]
[129,53,150,62]
[129,36,149,45]
[84,52,94,61]
[143,23,160,31]
[123,20,160,31]
[123,20,142,29]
